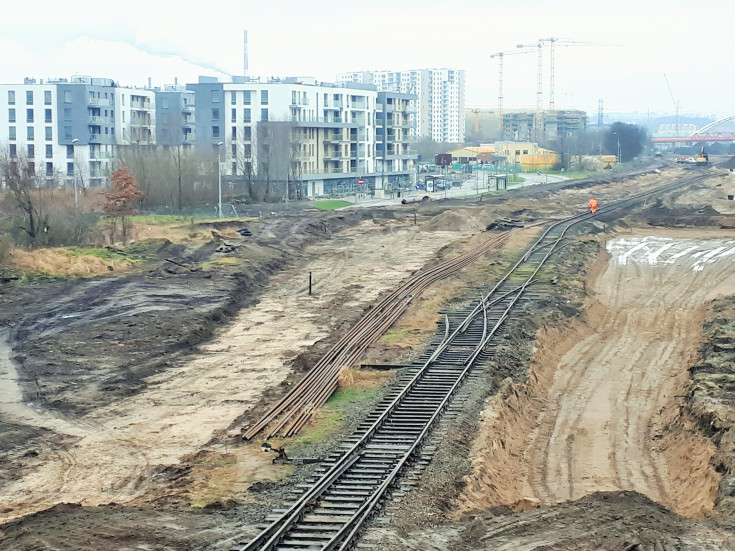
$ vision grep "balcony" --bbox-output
[183,132,196,142]
[89,151,111,159]
[131,100,151,110]
[182,105,193,114]
[88,98,110,107]
[89,133,101,142]
[323,150,344,161]
[89,116,105,125]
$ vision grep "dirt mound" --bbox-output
[420,209,485,232]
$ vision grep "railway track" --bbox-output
[243,230,514,440]
[231,174,707,551]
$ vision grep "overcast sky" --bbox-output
[3,0,733,119]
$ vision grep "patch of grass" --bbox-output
[314,200,353,211]
[66,246,133,262]
[286,384,381,451]
[129,214,192,225]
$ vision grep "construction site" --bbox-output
[1,159,735,550]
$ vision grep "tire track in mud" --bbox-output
[526,237,735,513]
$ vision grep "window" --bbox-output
[64,90,71,103]
[45,127,52,140]
[231,108,236,122]
[9,144,16,158]
[122,94,125,106]
[231,126,236,139]
[45,109,52,123]
[161,98,169,109]
[261,108,268,121]
[67,162,74,176]
[243,126,251,140]
[44,90,51,105]
[9,126,16,140]
[261,90,268,105]
[212,126,220,138]
[66,145,74,159]
[8,90,15,105]
[231,91,237,105]
[64,108,71,120]
[211,89,220,103]
[244,143,252,156]
[8,108,15,123]
[243,91,251,105]
[46,162,53,176]
[232,161,237,174]
[46,144,52,158]
[27,127,34,140]
[243,108,251,123]
[64,126,72,139]
[26,91,33,105]
[27,144,34,157]
[231,143,237,156]
[27,162,34,175]
[26,109,34,123]
[523,149,529,154]
[212,108,220,120]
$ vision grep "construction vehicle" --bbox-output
[694,146,709,166]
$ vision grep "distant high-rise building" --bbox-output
[338,69,465,143]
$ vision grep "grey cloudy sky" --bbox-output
[3,0,733,118]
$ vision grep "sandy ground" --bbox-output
[0,220,472,523]
[462,232,735,518]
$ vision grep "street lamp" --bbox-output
[612,132,621,166]
[216,141,224,218]
[71,138,79,207]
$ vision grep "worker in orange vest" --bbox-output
[589,198,598,214]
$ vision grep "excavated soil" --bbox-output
[5,165,735,549]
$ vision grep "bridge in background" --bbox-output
[652,115,735,143]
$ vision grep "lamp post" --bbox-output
[71,138,79,207]
[217,141,224,218]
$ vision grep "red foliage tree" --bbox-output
[103,167,144,245]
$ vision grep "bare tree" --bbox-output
[0,146,48,245]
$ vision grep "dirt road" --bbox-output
[0,220,473,523]
[525,235,735,513]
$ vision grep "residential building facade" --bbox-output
[0,75,416,198]
[338,68,465,143]
[502,109,588,143]
[186,76,415,197]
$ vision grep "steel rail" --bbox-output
[243,231,512,440]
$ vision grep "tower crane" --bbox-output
[663,73,681,137]
[490,48,535,130]
[518,38,610,111]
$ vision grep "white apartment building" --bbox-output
[187,76,385,197]
[0,76,158,189]
[338,68,466,143]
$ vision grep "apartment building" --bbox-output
[0,75,416,198]
[502,109,588,143]
[338,68,465,143]
[155,85,195,146]
[186,76,414,197]
[0,76,159,188]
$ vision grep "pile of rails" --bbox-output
[242,230,514,440]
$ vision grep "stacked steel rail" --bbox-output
[231,175,706,551]
[243,231,513,440]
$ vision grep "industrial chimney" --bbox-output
[243,29,249,78]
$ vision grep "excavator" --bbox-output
[694,146,709,166]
